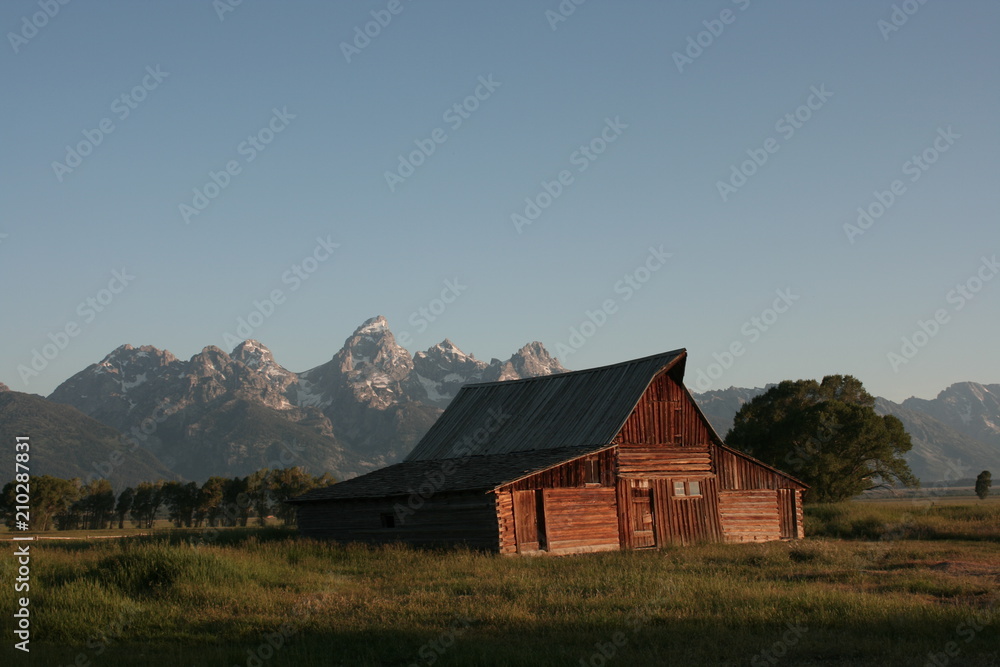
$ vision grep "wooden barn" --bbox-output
[288,349,806,555]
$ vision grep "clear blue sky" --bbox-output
[2,0,997,403]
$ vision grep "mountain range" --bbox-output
[2,317,997,486]
[26,316,565,483]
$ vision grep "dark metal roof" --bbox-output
[287,444,614,502]
[403,349,686,461]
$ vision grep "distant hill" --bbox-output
[0,389,175,488]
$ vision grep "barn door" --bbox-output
[629,480,656,548]
[513,490,546,553]
[778,489,797,539]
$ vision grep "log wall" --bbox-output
[718,489,781,542]
[296,491,499,550]
[618,445,712,477]
[541,488,620,555]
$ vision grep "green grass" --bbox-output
[1,504,998,666]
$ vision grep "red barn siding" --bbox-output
[503,448,615,492]
[616,372,715,447]
[618,445,713,476]
[714,444,801,491]
[718,490,781,542]
[541,488,619,554]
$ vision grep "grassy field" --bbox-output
[2,499,998,666]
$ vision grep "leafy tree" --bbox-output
[130,481,164,528]
[161,481,199,527]
[115,487,135,529]
[197,476,227,527]
[77,478,116,529]
[247,469,273,526]
[0,475,79,531]
[726,375,918,502]
[222,476,250,527]
[975,470,992,500]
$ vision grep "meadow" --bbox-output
[1,498,998,667]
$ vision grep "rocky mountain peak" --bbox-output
[0,382,9,392]
[337,317,413,376]
[488,341,567,381]
[902,382,1000,448]
[230,339,277,369]
[103,344,178,365]
[355,315,390,336]
[189,346,233,374]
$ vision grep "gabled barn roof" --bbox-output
[403,349,686,461]
[287,444,613,502]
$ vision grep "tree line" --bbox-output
[0,467,334,531]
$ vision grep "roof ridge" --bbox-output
[461,348,686,388]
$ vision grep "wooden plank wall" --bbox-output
[541,488,620,555]
[777,488,805,539]
[498,450,616,554]
[615,371,715,447]
[714,444,803,491]
[616,477,723,547]
[718,489,781,542]
[655,477,724,545]
[296,492,499,550]
[503,448,616,492]
[618,446,712,477]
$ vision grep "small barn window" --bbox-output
[584,457,601,486]
[380,513,395,528]
[672,480,703,497]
